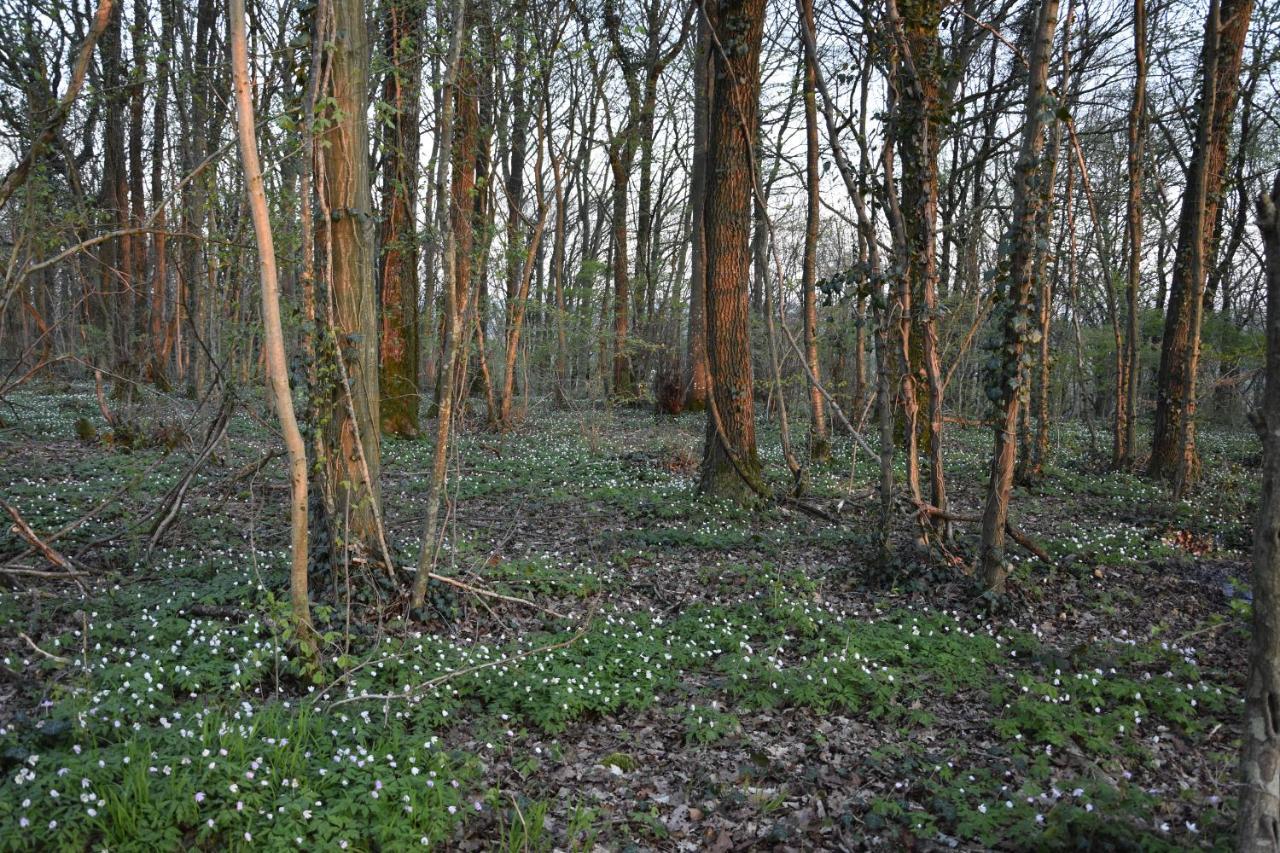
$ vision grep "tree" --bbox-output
[1115,0,1146,469]
[799,0,829,463]
[600,0,690,399]
[317,0,383,545]
[683,15,711,411]
[412,0,471,610]
[378,0,424,437]
[699,0,766,502]
[885,0,951,531]
[1237,171,1280,851]
[977,0,1059,593]
[229,0,310,635]
[1149,0,1255,487]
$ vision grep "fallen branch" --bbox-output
[2,499,80,573]
[18,632,71,665]
[405,566,567,621]
[0,566,88,579]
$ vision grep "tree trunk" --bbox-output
[890,0,948,528]
[230,0,311,636]
[412,0,468,609]
[318,0,382,544]
[977,0,1059,593]
[1238,171,1280,852]
[698,0,766,503]
[1118,0,1146,468]
[609,148,635,398]
[1149,0,1254,482]
[684,14,711,411]
[377,0,422,437]
[800,0,828,464]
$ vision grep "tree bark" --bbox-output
[977,0,1059,593]
[377,0,422,437]
[698,0,766,502]
[1118,0,1146,469]
[800,0,828,464]
[230,0,311,635]
[1149,0,1254,482]
[1238,171,1280,852]
[318,0,382,544]
[684,17,712,412]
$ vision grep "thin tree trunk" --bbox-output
[230,0,310,635]
[1119,0,1146,468]
[411,0,467,610]
[799,0,828,463]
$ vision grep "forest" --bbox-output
[0,0,1279,846]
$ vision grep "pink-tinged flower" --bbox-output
[194,792,206,803]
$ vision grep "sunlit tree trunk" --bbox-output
[1149,0,1254,483]
[977,0,1059,593]
[230,0,311,636]
[698,0,765,502]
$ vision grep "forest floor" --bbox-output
[0,383,1258,851]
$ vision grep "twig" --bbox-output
[421,570,568,620]
[18,632,71,665]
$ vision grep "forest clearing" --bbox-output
[1,0,1280,847]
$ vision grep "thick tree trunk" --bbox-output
[318,0,382,544]
[890,0,948,526]
[1149,0,1254,482]
[377,0,422,437]
[1238,172,1280,852]
[698,0,766,503]
[977,0,1059,593]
